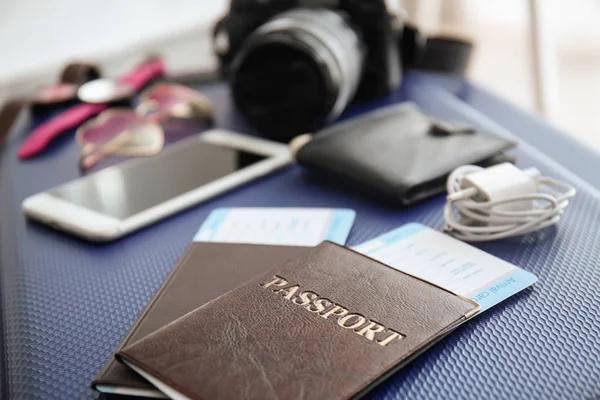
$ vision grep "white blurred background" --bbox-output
[1,0,599,151]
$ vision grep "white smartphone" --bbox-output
[22,130,292,241]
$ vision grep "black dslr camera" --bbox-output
[214,0,401,142]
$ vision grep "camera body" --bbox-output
[217,0,400,102]
[214,0,401,141]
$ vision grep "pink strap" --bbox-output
[18,58,166,159]
[18,104,107,158]
[120,57,165,90]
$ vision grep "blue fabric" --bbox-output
[1,74,599,399]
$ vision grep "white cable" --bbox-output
[443,164,576,242]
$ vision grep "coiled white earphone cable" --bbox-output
[444,164,576,241]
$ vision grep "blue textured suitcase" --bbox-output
[0,72,599,399]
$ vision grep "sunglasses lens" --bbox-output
[141,83,213,119]
[139,83,213,144]
[78,113,165,171]
[79,125,164,171]
[115,123,164,153]
[142,83,200,109]
[78,84,213,170]
[160,116,211,144]
[79,110,144,146]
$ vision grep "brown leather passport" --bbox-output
[117,241,479,400]
[92,242,308,398]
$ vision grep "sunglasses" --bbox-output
[76,83,213,170]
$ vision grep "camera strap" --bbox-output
[400,23,473,76]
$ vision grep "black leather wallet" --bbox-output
[293,103,517,205]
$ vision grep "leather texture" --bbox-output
[93,242,308,395]
[1,75,600,400]
[118,242,477,400]
[295,103,516,205]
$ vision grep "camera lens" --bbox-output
[230,9,365,142]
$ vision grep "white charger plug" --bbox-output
[444,162,576,241]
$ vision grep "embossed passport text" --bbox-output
[118,242,478,400]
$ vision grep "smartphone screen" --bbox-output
[48,140,268,220]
